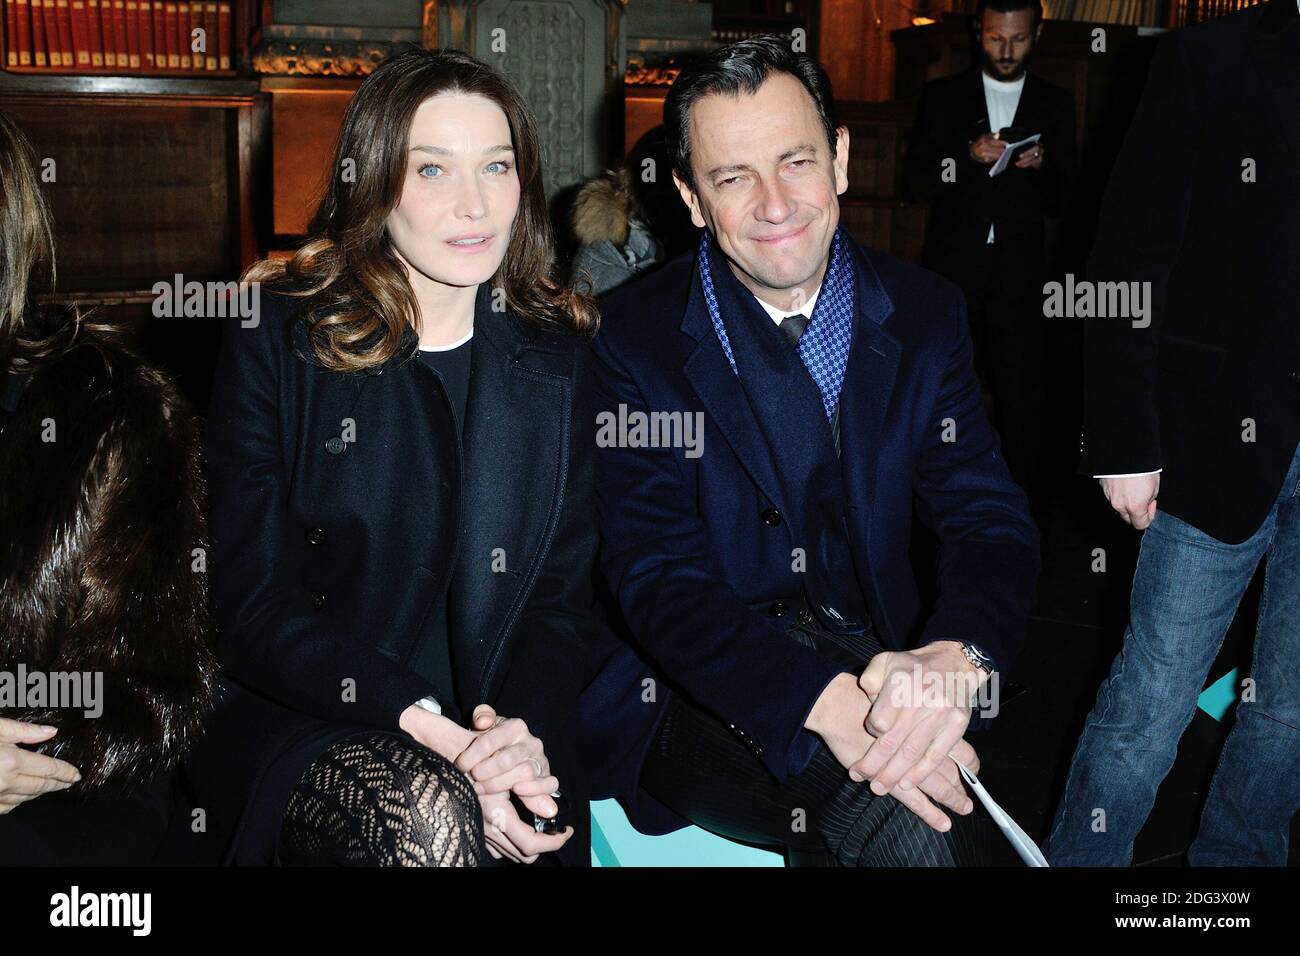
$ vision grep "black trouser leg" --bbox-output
[640,692,995,866]
[640,614,996,867]
[961,249,1048,515]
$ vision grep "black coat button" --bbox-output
[769,601,789,618]
[309,588,326,609]
[1292,370,1300,383]
[324,436,345,455]
[761,507,783,527]
[306,527,327,546]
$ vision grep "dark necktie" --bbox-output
[778,312,809,347]
[778,312,840,456]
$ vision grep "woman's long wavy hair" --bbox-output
[245,47,599,373]
[0,112,116,375]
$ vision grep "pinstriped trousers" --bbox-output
[640,614,996,866]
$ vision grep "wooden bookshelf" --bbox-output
[0,69,253,95]
[0,0,267,310]
[1,0,256,81]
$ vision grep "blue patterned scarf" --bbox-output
[698,226,856,421]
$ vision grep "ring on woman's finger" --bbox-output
[528,757,543,778]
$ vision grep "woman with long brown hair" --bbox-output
[188,47,600,866]
[0,111,215,864]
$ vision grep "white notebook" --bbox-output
[955,759,1049,867]
[989,133,1042,177]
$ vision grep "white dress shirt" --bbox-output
[752,282,823,326]
[982,71,1025,244]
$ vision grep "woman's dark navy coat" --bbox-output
[186,281,597,865]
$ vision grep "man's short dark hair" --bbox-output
[976,0,1044,25]
[663,34,839,192]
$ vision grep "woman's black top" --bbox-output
[416,334,472,429]
[409,334,473,708]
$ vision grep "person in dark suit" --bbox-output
[187,49,600,867]
[1048,0,1300,867]
[903,0,1076,513]
[578,35,1040,865]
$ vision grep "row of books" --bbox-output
[4,0,232,73]
[1044,0,1170,25]
[1178,0,1259,19]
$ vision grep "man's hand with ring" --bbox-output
[1014,144,1045,170]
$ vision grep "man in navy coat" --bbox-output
[579,35,1040,865]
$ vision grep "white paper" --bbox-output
[988,133,1042,177]
[954,759,1049,867]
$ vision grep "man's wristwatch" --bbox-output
[959,642,995,676]
[412,695,442,717]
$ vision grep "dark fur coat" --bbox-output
[0,335,216,792]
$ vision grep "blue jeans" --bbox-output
[1047,441,1300,866]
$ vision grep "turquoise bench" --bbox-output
[589,798,783,867]
[585,674,1241,866]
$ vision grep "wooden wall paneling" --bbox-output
[232,90,271,269]
[262,75,358,242]
[624,84,666,158]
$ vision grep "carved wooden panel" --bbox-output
[469,0,620,196]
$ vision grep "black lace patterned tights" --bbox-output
[276,733,486,867]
